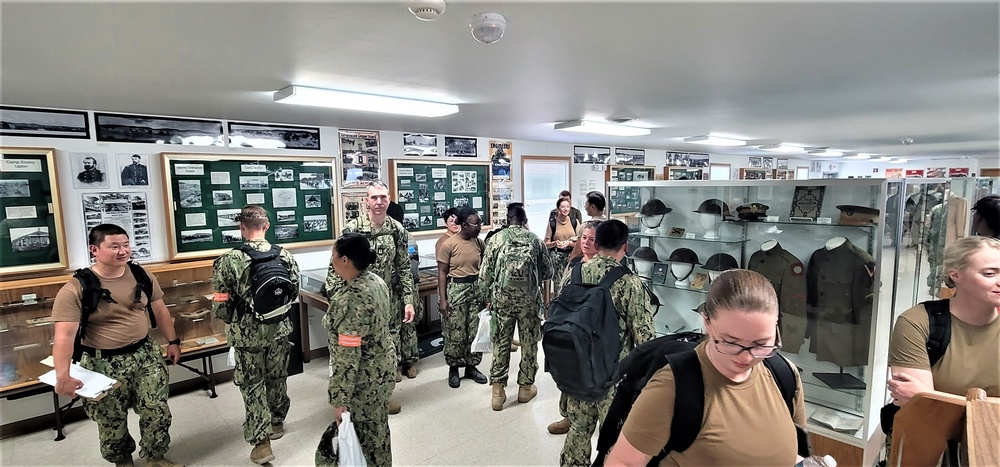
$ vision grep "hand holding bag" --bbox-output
[470,308,493,353]
[337,411,368,466]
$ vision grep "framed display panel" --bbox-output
[0,147,68,275]
[162,153,336,261]
[739,168,770,180]
[388,159,492,234]
[607,166,655,216]
[665,166,705,180]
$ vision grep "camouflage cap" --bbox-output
[667,247,701,265]
[702,253,739,271]
[693,198,731,217]
[638,198,672,217]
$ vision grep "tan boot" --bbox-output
[517,384,537,403]
[404,363,417,379]
[268,422,284,440]
[547,417,570,435]
[389,399,402,414]
[395,369,403,382]
[491,383,507,411]
[250,439,275,465]
[146,458,183,467]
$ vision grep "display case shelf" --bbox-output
[630,231,748,244]
[641,278,709,294]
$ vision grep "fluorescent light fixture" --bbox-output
[888,158,908,163]
[807,149,843,157]
[274,85,458,117]
[876,156,893,161]
[759,144,804,153]
[683,135,746,146]
[554,119,650,136]
[844,154,873,160]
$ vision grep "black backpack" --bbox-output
[879,299,952,435]
[72,262,155,362]
[233,244,296,324]
[593,332,802,466]
[542,263,628,402]
[549,215,579,242]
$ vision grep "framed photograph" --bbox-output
[0,106,90,139]
[71,152,111,189]
[667,167,704,180]
[117,153,151,187]
[777,158,789,169]
[489,140,512,179]
[665,152,709,167]
[81,192,152,261]
[613,148,645,165]
[96,113,223,145]
[0,147,69,275]
[403,133,438,156]
[739,168,769,180]
[574,145,612,164]
[444,136,477,157]
[339,129,381,188]
[790,185,827,219]
[228,121,320,150]
[762,157,774,170]
[748,156,763,168]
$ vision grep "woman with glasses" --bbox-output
[605,269,806,466]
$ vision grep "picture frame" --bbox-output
[739,168,769,180]
[228,121,320,150]
[573,145,612,164]
[777,158,789,169]
[0,106,91,139]
[489,140,512,179]
[666,152,710,167]
[762,157,774,170]
[388,159,492,234]
[790,185,827,219]
[650,263,668,285]
[748,156,763,168]
[339,129,381,188]
[666,167,704,180]
[117,153,151,187]
[443,136,476,157]
[403,133,438,156]
[0,147,69,275]
[613,148,645,165]
[95,112,223,145]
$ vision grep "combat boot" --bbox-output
[448,366,461,388]
[491,383,506,411]
[395,368,403,382]
[464,365,487,384]
[269,422,283,440]
[147,458,184,467]
[389,399,401,414]
[251,439,275,465]
[404,362,417,378]
[547,417,570,435]
[517,384,537,403]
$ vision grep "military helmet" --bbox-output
[632,246,660,262]
[702,253,739,271]
[666,247,701,265]
[638,198,672,217]
[735,202,770,221]
[693,198,731,217]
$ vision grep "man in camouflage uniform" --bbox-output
[325,181,415,412]
[479,205,553,410]
[386,201,424,379]
[557,219,656,467]
[51,224,184,467]
[213,205,300,465]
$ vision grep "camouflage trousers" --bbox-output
[316,382,394,467]
[489,290,541,386]
[80,337,172,463]
[444,281,483,367]
[560,390,615,467]
[233,338,292,444]
[390,294,423,366]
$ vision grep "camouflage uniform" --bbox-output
[444,281,483,367]
[323,270,396,467]
[212,238,299,445]
[556,254,656,467]
[479,225,552,386]
[390,231,422,367]
[326,215,415,367]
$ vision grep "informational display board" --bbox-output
[606,165,655,214]
[388,159,492,234]
[0,147,68,275]
[162,153,337,260]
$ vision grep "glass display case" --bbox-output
[608,178,896,451]
[146,260,226,350]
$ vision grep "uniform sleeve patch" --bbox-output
[791,263,804,275]
[338,334,362,347]
[213,292,230,301]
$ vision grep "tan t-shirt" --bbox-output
[435,231,455,259]
[544,218,577,245]
[888,303,1000,397]
[51,266,164,349]
[622,342,806,466]
[436,235,484,278]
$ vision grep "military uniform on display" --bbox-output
[212,238,300,447]
[806,239,875,370]
[747,243,807,352]
[556,254,656,467]
[323,271,396,467]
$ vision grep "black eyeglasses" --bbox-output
[464,221,482,227]
[712,325,782,359]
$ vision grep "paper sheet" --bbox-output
[39,363,118,399]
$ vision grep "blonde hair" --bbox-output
[942,236,1000,287]
[703,269,778,319]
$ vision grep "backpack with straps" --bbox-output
[495,231,543,290]
[233,244,296,324]
[72,262,156,362]
[549,215,579,242]
[542,262,628,402]
[592,332,802,466]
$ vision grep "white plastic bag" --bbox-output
[470,308,493,353]
[227,346,236,367]
[337,411,367,467]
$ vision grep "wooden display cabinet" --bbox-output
[145,259,226,351]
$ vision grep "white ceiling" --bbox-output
[2,1,998,161]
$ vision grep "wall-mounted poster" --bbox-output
[739,168,769,180]
[885,168,904,178]
[777,158,789,169]
[71,152,111,189]
[0,106,91,139]
[668,167,705,180]
[403,133,437,156]
[228,121,320,150]
[0,147,68,275]
[117,153,151,187]
[666,152,710,167]
[81,192,152,261]
[339,129,380,188]
[389,160,491,234]
[606,166,655,213]
[445,136,477,157]
[762,157,774,170]
[948,167,969,177]
[573,145,612,164]
[748,156,763,168]
[905,169,925,178]
[489,140,512,179]
[613,148,645,165]
[925,167,946,178]
[95,113,224,146]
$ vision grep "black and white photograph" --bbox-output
[339,129,381,188]
[277,210,296,223]
[299,172,331,190]
[451,170,478,193]
[398,189,415,203]
[239,175,269,190]
[433,179,446,192]
[178,180,203,208]
[212,190,234,205]
[573,145,612,164]
[614,148,645,165]
[0,106,90,139]
[433,201,449,217]
[415,173,427,182]
[117,153,150,186]
[748,156,763,168]
[228,121,320,150]
[634,171,649,182]
[454,196,469,208]
[0,180,30,198]
[305,194,322,208]
[275,225,299,240]
[72,152,111,189]
[444,136,477,157]
[96,113,224,146]
[403,133,438,156]
[272,187,297,208]
[131,195,146,210]
[80,192,151,260]
[274,168,294,182]
[418,183,429,202]
[763,157,774,170]
[402,214,419,230]
[222,230,243,244]
[688,153,710,167]
[246,193,265,204]
[9,226,50,252]
[180,229,214,244]
[777,158,789,169]
[420,215,433,227]
[303,215,328,232]
[217,209,241,227]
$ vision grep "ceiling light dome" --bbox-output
[408,0,446,21]
[470,13,506,44]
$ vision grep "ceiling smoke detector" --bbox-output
[470,13,506,44]
[408,0,446,21]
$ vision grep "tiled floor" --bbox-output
[0,348,570,466]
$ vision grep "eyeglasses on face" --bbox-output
[463,221,482,227]
[712,325,782,359]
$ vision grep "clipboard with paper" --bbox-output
[39,363,120,400]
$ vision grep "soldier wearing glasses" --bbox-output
[605,269,806,467]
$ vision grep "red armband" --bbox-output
[213,292,230,302]
[338,334,362,347]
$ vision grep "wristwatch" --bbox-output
[167,338,181,346]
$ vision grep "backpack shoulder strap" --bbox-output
[126,261,158,328]
[570,261,584,285]
[923,299,952,367]
[571,215,578,231]
[549,217,557,241]
[661,349,704,455]
[73,268,103,334]
[762,354,797,416]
